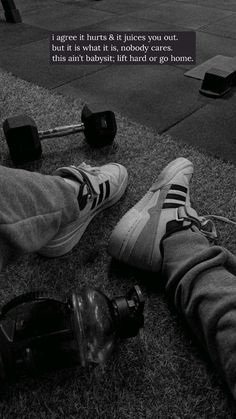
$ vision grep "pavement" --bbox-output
[1,0,236,163]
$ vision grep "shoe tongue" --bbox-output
[77,168,100,196]
[55,166,100,196]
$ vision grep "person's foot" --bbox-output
[39,162,128,257]
[108,157,205,272]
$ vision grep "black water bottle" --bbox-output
[0,286,144,381]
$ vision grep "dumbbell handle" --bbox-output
[39,123,85,140]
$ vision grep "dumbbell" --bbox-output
[1,0,22,23]
[200,67,236,98]
[3,105,117,164]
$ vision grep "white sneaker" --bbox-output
[108,157,212,272]
[39,162,128,257]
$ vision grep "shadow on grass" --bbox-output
[108,258,165,295]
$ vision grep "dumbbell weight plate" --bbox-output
[3,115,42,164]
[83,111,117,146]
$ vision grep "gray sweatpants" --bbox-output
[0,164,79,269]
[162,230,236,399]
[1,164,236,399]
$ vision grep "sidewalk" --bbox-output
[1,0,236,163]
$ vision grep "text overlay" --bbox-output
[50,31,196,65]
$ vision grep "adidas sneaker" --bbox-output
[108,157,208,272]
[39,162,128,257]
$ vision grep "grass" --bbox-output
[0,69,236,418]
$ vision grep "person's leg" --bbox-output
[108,156,236,399]
[0,164,79,268]
[0,162,128,268]
[161,228,236,400]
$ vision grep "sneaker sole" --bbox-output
[108,157,193,271]
[39,172,128,258]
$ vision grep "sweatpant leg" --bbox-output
[0,165,79,269]
[161,229,236,399]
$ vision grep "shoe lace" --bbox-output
[199,214,236,240]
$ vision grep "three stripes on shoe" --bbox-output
[163,184,187,209]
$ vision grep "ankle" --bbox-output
[63,178,80,195]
